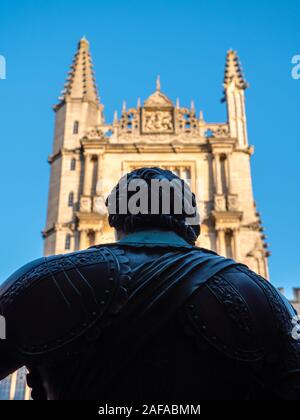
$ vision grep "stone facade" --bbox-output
[43,38,269,278]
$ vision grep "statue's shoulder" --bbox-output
[0,246,118,295]
[183,264,296,362]
[0,246,131,360]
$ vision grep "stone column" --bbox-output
[83,154,93,196]
[213,153,222,195]
[232,228,239,261]
[95,230,103,245]
[264,257,269,280]
[217,228,226,256]
[226,153,232,195]
[213,153,226,211]
[80,230,88,250]
[226,153,239,211]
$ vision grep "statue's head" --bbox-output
[106,167,200,245]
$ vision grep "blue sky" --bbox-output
[0,0,299,295]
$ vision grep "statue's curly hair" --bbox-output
[105,167,200,245]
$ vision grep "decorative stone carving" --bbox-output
[93,196,108,216]
[176,108,199,134]
[141,109,174,134]
[214,194,226,211]
[242,221,260,231]
[143,87,173,108]
[205,124,229,138]
[85,126,105,140]
[80,196,92,213]
[119,109,140,134]
[227,194,239,211]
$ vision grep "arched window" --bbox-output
[65,234,71,250]
[68,192,74,207]
[73,121,79,134]
[70,158,76,171]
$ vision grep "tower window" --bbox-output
[68,192,74,207]
[65,234,71,250]
[73,121,79,134]
[70,158,76,171]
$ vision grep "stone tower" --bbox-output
[43,40,269,279]
[44,37,104,255]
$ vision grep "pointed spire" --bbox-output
[144,76,173,108]
[176,98,180,109]
[122,101,127,113]
[223,49,249,146]
[156,75,161,91]
[223,49,248,90]
[80,35,88,43]
[57,37,99,107]
[137,97,141,108]
[199,110,204,121]
[113,110,118,123]
[190,100,195,112]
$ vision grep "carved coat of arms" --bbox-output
[141,109,174,134]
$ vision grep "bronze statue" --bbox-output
[0,168,299,400]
